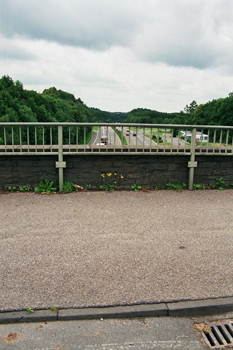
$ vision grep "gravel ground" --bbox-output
[0,190,233,311]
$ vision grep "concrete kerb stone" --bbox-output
[0,310,58,324]
[168,297,233,317]
[1,298,233,324]
[58,303,168,321]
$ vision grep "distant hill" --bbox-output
[125,108,178,124]
[0,75,232,126]
[0,75,128,124]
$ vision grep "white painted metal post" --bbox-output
[188,128,197,190]
[56,125,66,192]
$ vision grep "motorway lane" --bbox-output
[94,126,121,146]
[122,127,157,148]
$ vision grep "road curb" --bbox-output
[1,297,233,324]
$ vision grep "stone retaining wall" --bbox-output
[0,155,233,189]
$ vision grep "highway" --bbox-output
[93,126,122,147]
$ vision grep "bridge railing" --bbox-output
[1,122,233,190]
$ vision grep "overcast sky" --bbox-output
[1,0,233,113]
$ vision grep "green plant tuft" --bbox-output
[50,306,57,311]
[166,182,187,191]
[34,179,57,194]
[8,186,17,192]
[62,180,75,193]
[131,183,142,192]
[212,177,226,191]
[27,307,34,313]
[18,186,32,192]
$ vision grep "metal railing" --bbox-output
[1,122,233,191]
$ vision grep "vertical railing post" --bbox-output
[56,125,66,192]
[188,127,197,190]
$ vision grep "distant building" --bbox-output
[180,131,208,143]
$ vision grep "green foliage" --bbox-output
[212,177,226,191]
[34,179,57,194]
[50,306,57,311]
[152,134,163,143]
[85,184,92,190]
[0,75,95,145]
[131,183,142,191]
[8,186,17,192]
[91,108,128,123]
[62,180,75,193]
[166,182,187,191]
[27,307,34,313]
[99,184,117,191]
[113,127,128,145]
[99,172,124,191]
[193,184,205,190]
[125,108,177,124]
[18,186,32,192]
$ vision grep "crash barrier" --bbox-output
[1,122,233,190]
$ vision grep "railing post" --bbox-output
[188,127,197,190]
[56,125,66,192]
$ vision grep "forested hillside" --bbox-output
[125,94,233,126]
[0,75,232,126]
[125,108,178,124]
[90,108,128,123]
[0,75,94,124]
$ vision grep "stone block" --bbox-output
[58,304,167,321]
[168,297,233,317]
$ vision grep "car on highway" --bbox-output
[100,136,108,145]
[126,132,129,136]
[133,132,136,136]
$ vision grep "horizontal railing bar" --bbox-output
[1,122,233,130]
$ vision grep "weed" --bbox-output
[34,179,57,194]
[50,306,57,312]
[193,184,204,190]
[85,184,92,190]
[212,177,226,191]
[18,186,31,192]
[99,184,117,191]
[166,182,187,191]
[131,183,142,192]
[62,180,75,193]
[8,186,17,192]
[27,307,34,313]
[100,172,123,191]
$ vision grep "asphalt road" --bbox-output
[1,190,233,312]
[0,315,209,349]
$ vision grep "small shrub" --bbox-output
[212,177,226,191]
[100,172,123,191]
[8,186,17,192]
[62,180,75,193]
[18,186,32,192]
[27,307,34,313]
[131,183,142,192]
[34,179,57,194]
[166,182,187,191]
[193,184,204,190]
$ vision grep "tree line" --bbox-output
[0,75,233,145]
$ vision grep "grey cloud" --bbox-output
[0,0,142,50]
[0,0,233,70]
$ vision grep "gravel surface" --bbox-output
[0,190,233,311]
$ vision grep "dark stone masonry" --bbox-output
[0,155,233,189]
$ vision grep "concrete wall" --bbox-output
[1,155,233,189]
